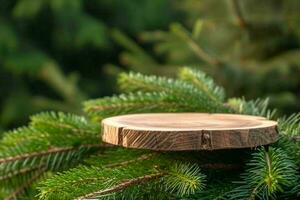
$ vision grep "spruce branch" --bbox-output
[277,113,300,165]
[0,111,103,191]
[0,165,44,183]
[291,183,300,198]
[0,112,100,159]
[30,111,99,135]
[0,127,50,158]
[178,67,225,102]
[230,0,248,29]
[170,23,221,66]
[30,111,100,145]
[2,67,300,199]
[187,181,235,200]
[278,113,300,136]
[104,153,155,168]
[117,71,227,112]
[76,172,164,200]
[227,98,276,118]
[5,167,46,200]
[229,147,298,199]
[38,159,164,199]
[0,112,104,198]
[111,29,157,65]
[163,163,206,197]
[83,148,151,167]
[84,92,184,120]
[38,149,206,199]
[0,144,104,175]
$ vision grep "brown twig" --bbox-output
[231,0,248,28]
[76,173,165,200]
[105,153,154,168]
[172,24,221,66]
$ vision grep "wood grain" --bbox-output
[102,113,278,151]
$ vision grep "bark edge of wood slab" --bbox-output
[101,113,278,151]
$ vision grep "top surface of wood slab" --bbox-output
[102,113,278,151]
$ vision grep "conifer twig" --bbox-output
[76,172,165,200]
[231,0,248,28]
[171,24,221,66]
[0,165,43,181]
[0,144,106,164]
[105,153,155,168]
[5,167,47,200]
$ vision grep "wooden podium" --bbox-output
[102,113,278,151]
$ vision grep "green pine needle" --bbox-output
[118,71,227,111]
[229,147,298,200]
[227,98,276,118]
[84,92,184,120]
[1,68,300,199]
[277,113,300,165]
[30,111,100,145]
[163,163,206,197]
[38,149,206,200]
[178,67,225,102]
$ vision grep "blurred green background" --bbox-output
[1,0,300,131]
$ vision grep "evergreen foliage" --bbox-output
[228,147,298,199]
[0,0,178,130]
[2,0,300,130]
[0,67,299,199]
[114,0,300,114]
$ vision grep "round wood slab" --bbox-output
[101,113,278,151]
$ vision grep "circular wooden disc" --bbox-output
[102,113,278,151]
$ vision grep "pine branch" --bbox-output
[0,112,100,159]
[5,167,46,200]
[277,113,300,165]
[278,113,300,136]
[38,150,206,199]
[178,67,225,102]
[227,97,276,118]
[38,160,163,199]
[84,92,186,120]
[76,172,164,200]
[30,111,100,145]
[228,147,299,199]
[0,127,50,158]
[0,145,102,165]
[111,29,157,65]
[163,163,206,197]
[0,166,42,182]
[0,144,104,173]
[30,111,99,135]
[230,0,248,29]
[104,153,154,168]
[117,71,227,112]
[83,148,151,167]
[0,144,105,196]
[0,111,103,191]
[186,180,235,200]
[291,184,300,198]
[170,23,221,66]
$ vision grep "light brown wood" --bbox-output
[101,113,278,151]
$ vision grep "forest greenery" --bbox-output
[1,0,300,199]
[0,67,299,200]
[2,0,300,131]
